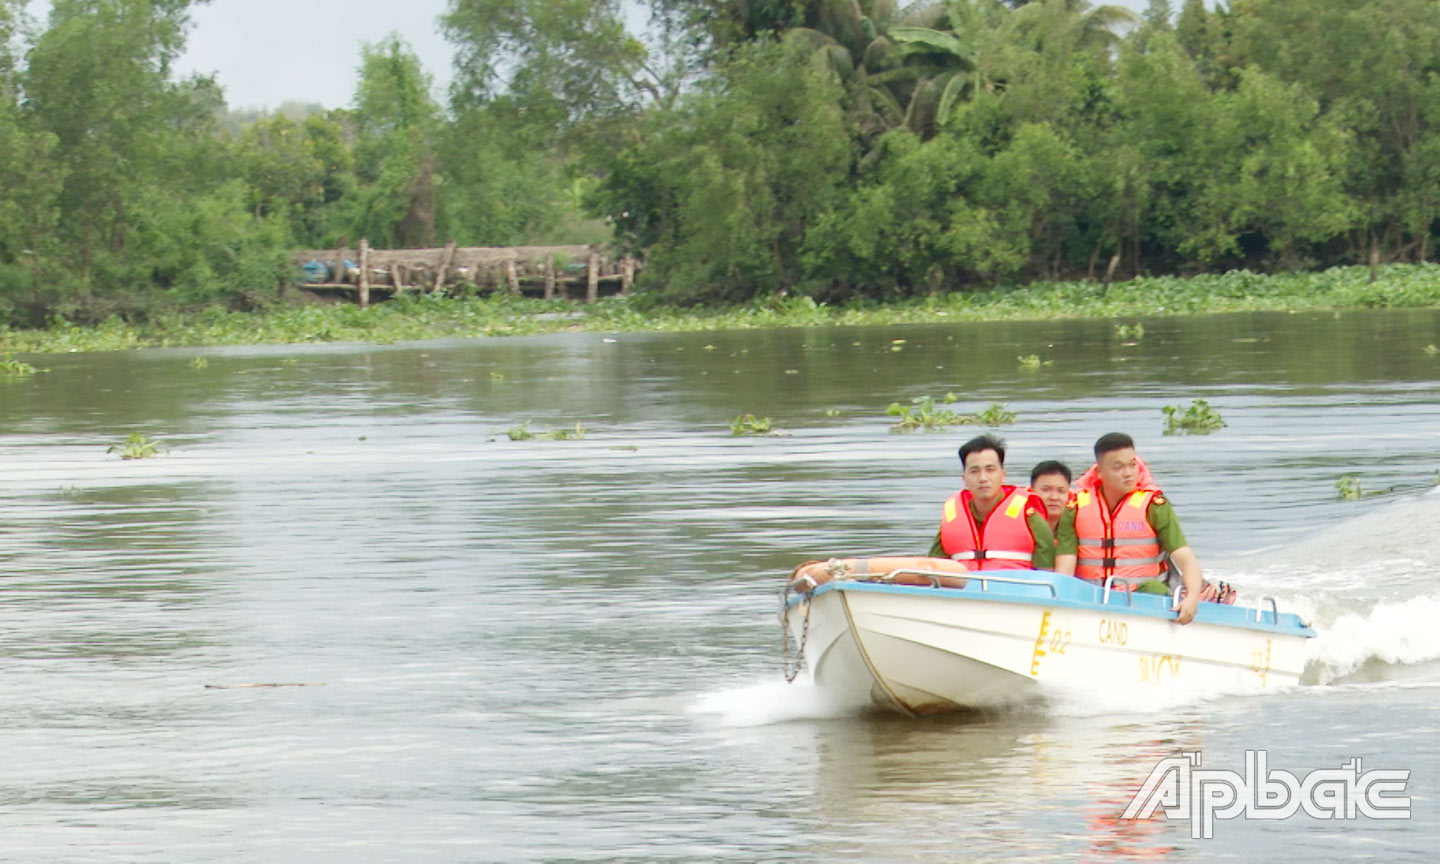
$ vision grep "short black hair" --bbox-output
[1094,432,1135,460]
[959,434,1006,468]
[1030,460,1072,485]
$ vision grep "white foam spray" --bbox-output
[688,676,871,726]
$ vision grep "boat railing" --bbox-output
[1101,576,1134,607]
[1252,595,1279,624]
[876,569,1059,598]
[1169,585,1284,625]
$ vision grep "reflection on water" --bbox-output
[800,714,1202,859]
[1,310,1438,859]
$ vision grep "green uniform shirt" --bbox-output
[1055,492,1187,556]
[928,498,1056,570]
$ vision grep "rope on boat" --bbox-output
[781,580,813,683]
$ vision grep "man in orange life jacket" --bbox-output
[1055,433,1204,625]
[928,435,1055,570]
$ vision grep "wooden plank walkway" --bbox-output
[293,241,639,308]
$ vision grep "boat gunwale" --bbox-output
[787,573,1317,639]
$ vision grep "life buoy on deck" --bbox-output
[788,556,971,592]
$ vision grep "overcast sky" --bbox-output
[174,0,456,110]
[23,0,1159,112]
[19,0,457,110]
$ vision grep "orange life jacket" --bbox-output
[1072,486,1166,586]
[939,486,1038,570]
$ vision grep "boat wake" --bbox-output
[1036,674,1275,719]
[1292,592,1440,684]
[1215,491,1440,687]
[689,678,871,726]
[693,673,1280,727]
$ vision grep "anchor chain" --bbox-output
[781,583,812,683]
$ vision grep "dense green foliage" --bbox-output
[6,1,1440,331]
[592,0,1440,301]
[0,0,609,327]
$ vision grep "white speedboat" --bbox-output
[781,566,1316,715]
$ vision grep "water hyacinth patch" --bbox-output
[0,355,37,376]
[108,433,164,460]
[730,414,775,436]
[1162,400,1226,435]
[887,396,1016,432]
[507,422,586,441]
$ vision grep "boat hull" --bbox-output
[785,571,1315,715]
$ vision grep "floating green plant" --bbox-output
[189,356,208,370]
[887,396,1014,432]
[1335,475,1363,500]
[1330,475,1411,504]
[1162,399,1226,435]
[0,355,37,376]
[508,421,586,441]
[973,402,1018,427]
[887,395,964,432]
[730,413,775,435]
[1116,322,1146,341]
[108,433,163,460]
[1017,354,1051,370]
[544,422,587,440]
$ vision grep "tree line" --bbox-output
[2,0,1439,325]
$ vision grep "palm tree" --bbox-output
[888,0,1135,136]
[888,0,1012,136]
[1010,0,1138,56]
[782,1,949,142]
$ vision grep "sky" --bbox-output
[175,0,457,110]
[22,0,457,110]
[20,0,1160,112]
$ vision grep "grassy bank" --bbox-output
[4,265,1440,355]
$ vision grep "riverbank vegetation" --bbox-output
[5,263,1440,354]
[5,1,1440,334]
[2,262,1440,352]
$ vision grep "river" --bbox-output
[1,310,1436,861]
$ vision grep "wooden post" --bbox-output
[1369,236,1380,283]
[434,240,457,294]
[621,256,635,296]
[1103,253,1121,287]
[586,252,599,303]
[544,255,556,300]
[358,239,370,308]
[391,264,404,293]
[505,259,520,294]
[333,241,347,288]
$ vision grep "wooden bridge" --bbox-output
[293,241,639,308]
